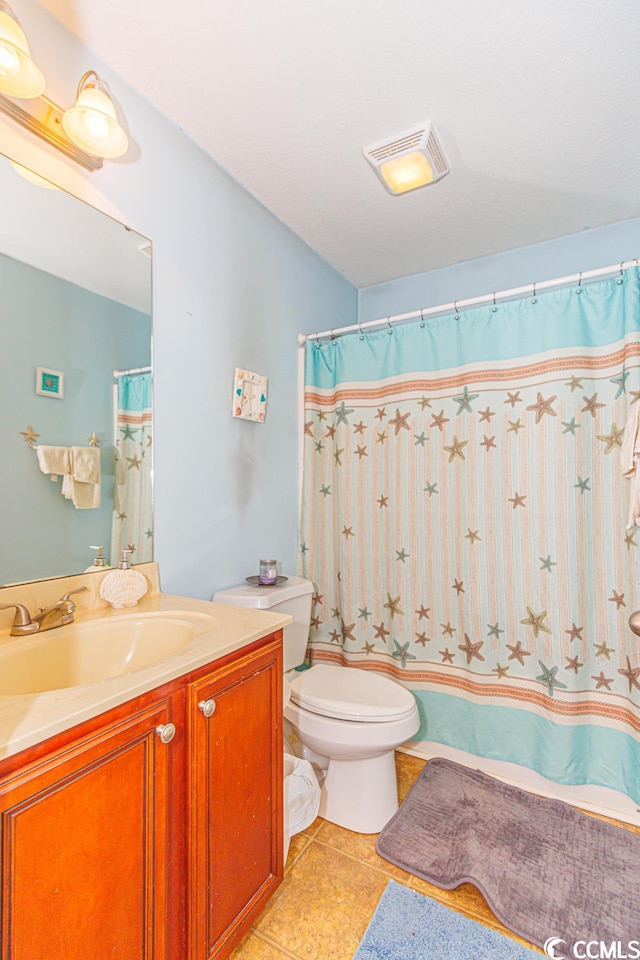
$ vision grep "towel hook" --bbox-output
[454,301,460,321]
[531,281,537,304]
[617,262,624,285]
[576,272,583,294]
[491,292,498,312]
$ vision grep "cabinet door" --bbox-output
[188,639,283,960]
[0,698,174,960]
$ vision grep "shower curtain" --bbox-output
[110,372,153,565]
[300,270,640,804]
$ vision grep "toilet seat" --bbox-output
[289,664,416,723]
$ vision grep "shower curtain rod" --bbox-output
[113,365,152,378]
[297,258,638,345]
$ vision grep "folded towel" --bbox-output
[36,445,70,476]
[62,474,101,509]
[70,446,100,484]
[61,447,101,509]
[622,403,640,528]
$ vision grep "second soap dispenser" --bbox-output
[99,549,147,608]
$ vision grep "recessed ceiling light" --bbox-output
[363,122,450,196]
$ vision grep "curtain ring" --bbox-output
[617,262,624,285]
[531,281,537,304]
[576,272,583,294]
[358,322,365,340]
[454,301,460,321]
[330,328,338,345]
[492,292,498,312]
[387,317,393,334]
[315,339,321,349]
[420,309,425,328]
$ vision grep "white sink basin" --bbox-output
[0,611,215,695]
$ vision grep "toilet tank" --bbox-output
[212,576,314,672]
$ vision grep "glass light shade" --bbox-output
[380,151,434,195]
[62,81,128,159]
[0,5,45,98]
[10,159,58,189]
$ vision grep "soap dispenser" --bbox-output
[85,545,108,572]
[99,549,147,608]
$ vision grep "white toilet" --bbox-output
[212,576,420,834]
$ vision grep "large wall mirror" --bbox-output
[0,155,152,586]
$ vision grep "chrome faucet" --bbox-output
[0,586,88,636]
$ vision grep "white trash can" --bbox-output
[283,752,320,866]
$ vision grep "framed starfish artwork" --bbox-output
[35,366,64,399]
[232,368,268,422]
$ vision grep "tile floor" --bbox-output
[229,753,537,959]
[230,753,640,960]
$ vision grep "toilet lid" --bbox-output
[288,664,417,722]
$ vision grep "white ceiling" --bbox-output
[37,0,640,288]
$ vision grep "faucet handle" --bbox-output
[60,585,89,611]
[0,603,38,635]
[61,586,89,602]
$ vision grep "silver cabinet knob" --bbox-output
[156,722,176,744]
[198,698,216,718]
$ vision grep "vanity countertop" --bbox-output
[0,592,291,762]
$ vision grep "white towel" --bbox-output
[70,446,100,484]
[622,403,640,528]
[61,447,101,509]
[36,445,70,476]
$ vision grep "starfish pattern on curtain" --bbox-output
[300,270,640,803]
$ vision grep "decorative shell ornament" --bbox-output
[99,567,147,608]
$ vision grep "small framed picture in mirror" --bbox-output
[35,366,64,399]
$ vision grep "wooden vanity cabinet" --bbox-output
[187,638,283,960]
[0,630,283,960]
[0,694,175,960]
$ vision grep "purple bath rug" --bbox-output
[376,757,640,953]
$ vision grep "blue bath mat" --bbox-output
[353,880,538,959]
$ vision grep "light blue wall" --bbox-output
[2,1,357,600]
[359,218,640,322]
[0,255,150,583]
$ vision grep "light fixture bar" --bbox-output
[0,90,102,170]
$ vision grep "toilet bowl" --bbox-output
[212,576,420,834]
[285,663,419,833]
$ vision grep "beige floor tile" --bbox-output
[229,930,298,960]
[255,840,390,960]
[315,820,416,885]
[285,831,312,871]
[394,751,426,800]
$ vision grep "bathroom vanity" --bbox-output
[0,567,289,960]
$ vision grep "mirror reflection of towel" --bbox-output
[61,447,101,509]
[36,445,70,476]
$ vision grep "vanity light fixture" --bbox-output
[0,1,44,99]
[363,122,450,196]
[0,5,129,170]
[62,71,128,159]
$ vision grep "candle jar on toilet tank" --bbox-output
[259,559,277,585]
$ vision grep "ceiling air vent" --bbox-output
[363,122,450,196]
